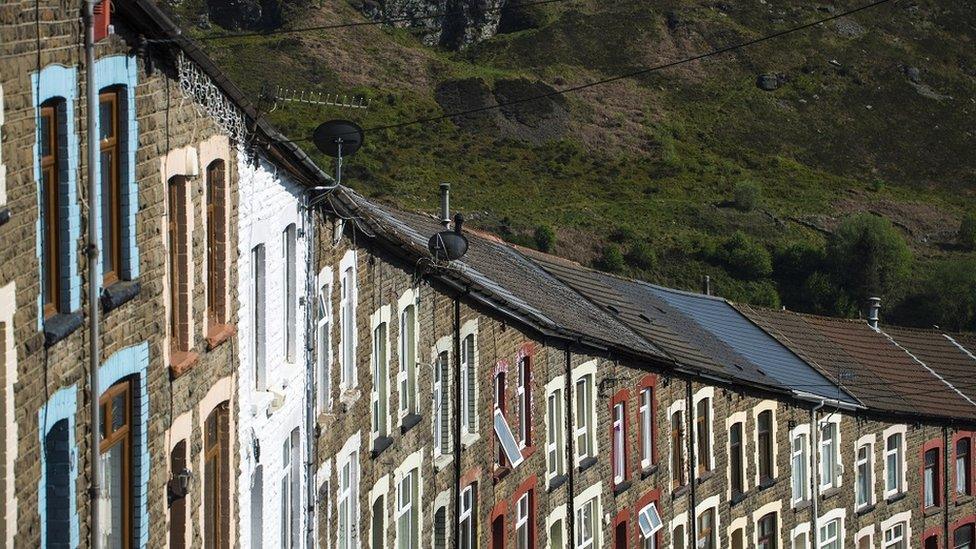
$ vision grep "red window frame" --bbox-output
[635,489,663,548]
[613,509,629,549]
[610,389,630,487]
[950,515,976,549]
[636,375,658,469]
[511,475,537,549]
[921,437,945,513]
[491,498,509,549]
[517,342,536,457]
[952,431,975,501]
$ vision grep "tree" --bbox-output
[625,241,657,271]
[958,212,976,251]
[533,225,556,252]
[891,259,976,331]
[596,244,625,273]
[733,180,761,212]
[718,231,772,280]
[827,214,912,304]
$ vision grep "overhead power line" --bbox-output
[156,0,575,42]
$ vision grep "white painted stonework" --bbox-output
[235,149,310,548]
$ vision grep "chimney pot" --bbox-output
[867,297,881,329]
[439,183,450,227]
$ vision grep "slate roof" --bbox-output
[882,326,976,410]
[738,305,976,421]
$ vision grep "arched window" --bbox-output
[206,160,228,328]
[204,402,230,548]
[39,99,65,317]
[99,379,133,548]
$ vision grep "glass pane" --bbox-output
[40,113,52,157]
[111,392,126,432]
[101,150,114,273]
[99,442,125,549]
[99,98,114,141]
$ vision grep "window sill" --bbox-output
[613,480,632,497]
[792,499,812,512]
[101,280,141,313]
[820,486,841,501]
[640,464,659,479]
[855,503,876,517]
[169,351,200,379]
[730,491,747,507]
[757,477,777,491]
[400,413,422,435]
[955,494,974,506]
[577,456,597,473]
[0,207,10,227]
[885,491,906,504]
[339,388,361,411]
[520,444,537,460]
[461,432,481,449]
[433,453,453,472]
[371,436,394,459]
[547,474,567,492]
[697,470,715,486]
[493,465,512,485]
[923,505,942,518]
[206,323,236,351]
[44,311,83,347]
[672,485,689,500]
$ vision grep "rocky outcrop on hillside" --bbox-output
[204,0,284,30]
[434,77,569,142]
[353,0,508,49]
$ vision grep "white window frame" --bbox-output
[517,355,530,448]
[516,492,530,549]
[315,459,333,549]
[854,525,874,549]
[336,433,360,549]
[367,475,389,549]
[882,424,907,497]
[753,400,779,485]
[574,483,602,549]
[316,267,334,413]
[817,508,845,549]
[460,319,479,442]
[395,471,416,549]
[639,386,654,469]
[432,336,451,461]
[282,223,297,364]
[370,305,392,444]
[854,434,876,509]
[694,495,721,549]
[693,387,715,473]
[544,375,566,485]
[669,511,688,549]
[790,522,811,549]
[396,289,420,423]
[638,502,663,540]
[546,505,567,549]
[725,411,748,499]
[339,250,358,391]
[459,484,476,549]
[819,415,843,492]
[252,244,267,391]
[571,360,598,465]
[393,450,424,549]
[612,401,626,484]
[880,511,911,549]
[727,516,747,549]
[790,424,811,506]
[751,501,782,549]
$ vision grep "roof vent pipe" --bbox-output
[702,275,711,296]
[440,183,451,227]
[867,297,881,329]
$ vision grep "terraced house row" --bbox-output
[0,1,974,548]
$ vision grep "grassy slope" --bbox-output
[177,0,976,319]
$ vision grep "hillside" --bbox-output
[165,0,976,329]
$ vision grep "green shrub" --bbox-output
[733,180,761,212]
[625,241,657,270]
[596,244,625,273]
[718,231,772,280]
[533,225,556,252]
[869,178,885,192]
[828,213,912,302]
[958,212,976,251]
[890,259,976,331]
[609,227,636,243]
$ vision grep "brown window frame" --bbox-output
[40,102,62,318]
[757,512,777,549]
[730,422,744,497]
[100,379,132,549]
[696,398,710,474]
[204,402,231,549]
[99,89,122,286]
[168,176,189,356]
[758,410,774,483]
[169,440,188,549]
[671,411,685,489]
[206,160,227,328]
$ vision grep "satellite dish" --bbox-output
[312,120,364,158]
[428,213,469,262]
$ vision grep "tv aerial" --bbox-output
[312,119,364,187]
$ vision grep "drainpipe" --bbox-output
[564,349,574,541]
[303,191,317,549]
[452,296,462,549]
[686,380,697,549]
[943,426,950,545]
[84,1,102,547]
[810,400,825,549]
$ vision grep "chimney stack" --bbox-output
[702,275,712,296]
[866,297,881,329]
[439,183,451,227]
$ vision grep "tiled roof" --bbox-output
[738,305,976,420]
[882,326,976,409]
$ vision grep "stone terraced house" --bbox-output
[0,2,974,549]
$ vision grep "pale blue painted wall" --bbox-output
[31,64,81,329]
[38,385,80,549]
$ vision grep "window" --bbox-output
[282,224,297,362]
[792,432,809,504]
[517,356,531,447]
[251,466,263,549]
[39,100,65,317]
[792,532,808,549]
[434,505,447,549]
[516,491,533,549]
[434,351,450,457]
[281,429,299,548]
[957,438,972,496]
[883,523,906,549]
[549,519,565,549]
[44,419,72,547]
[545,385,565,482]
[695,397,712,473]
[855,443,872,509]
[98,379,132,548]
[251,244,266,389]
[758,410,774,483]
[575,497,596,549]
[924,535,939,549]
[398,303,418,420]
[169,440,188,549]
[758,513,777,549]
[169,176,190,355]
[672,525,685,549]
[696,508,716,549]
[731,528,744,549]
[925,448,939,508]
[339,253,357,390]
[371,495,385,549]
[885,432,904,496]
[730,422,744,497]
[99,89,123,286]
[495,409,525,468]
[820,421,838,490]
[639,387,654,469]
[317,478,331,549]
[671,410,685,489]
[317,274,332,412]
[819,519,840,549]
[857,532,873,549]
[459,484,476,549]
[205,160,227,327]
[493,515,505,549]
[955,525,974,549]
[337,451,358,549]
[371,318,389,443]
[461,333,477,435]
[495,371,507,466]
[396,469,418,549]
[574,375,595,463]
[204,403,230,549]
[612,401,626,485]
[637,502,662,547]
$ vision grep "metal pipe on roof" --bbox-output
[810,399,824,549]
